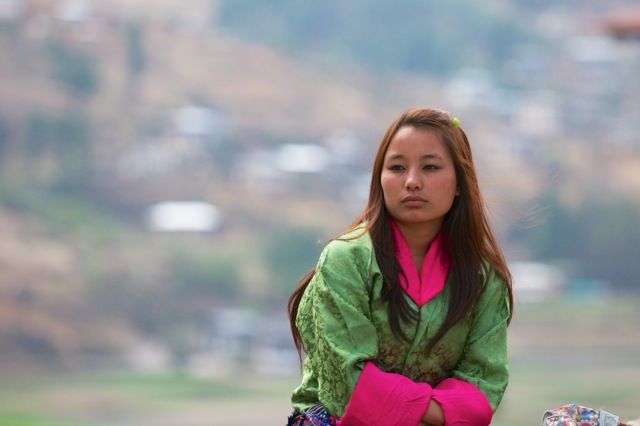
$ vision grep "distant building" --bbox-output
[232,143,330,192]
[0,0,23,20]
[510,261,565,303]
[145,201,222,232]
[172,105,228,142]
[197,307,298,376]
[444,67,498,110]
[55,0,89,23]
[275,144,328,173]
[116,136,202,179]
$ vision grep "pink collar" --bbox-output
[389,218,451,307]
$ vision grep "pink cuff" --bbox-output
[431,378,493,426]
[338,361,432,426]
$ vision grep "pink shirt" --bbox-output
[389,218,450,307]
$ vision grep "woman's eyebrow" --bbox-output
[387,153,442,160]
[421,153,442,160]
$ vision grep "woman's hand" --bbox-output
[420,400,444,426]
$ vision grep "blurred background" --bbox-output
[1,0,639,424]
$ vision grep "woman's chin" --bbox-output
[392,213,443,227]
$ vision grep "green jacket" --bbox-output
[291,227,510,417]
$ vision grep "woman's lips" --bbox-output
[402,195,428,206]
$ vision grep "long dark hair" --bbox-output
[288,108,513,356]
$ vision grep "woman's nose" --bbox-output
[405,169,422,190]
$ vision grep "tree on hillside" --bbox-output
[25,111,93,191]
[47,41,100,98]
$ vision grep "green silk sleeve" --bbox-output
[451,268,510,411]
[296,238,379,417]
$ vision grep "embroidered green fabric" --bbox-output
[291,228,510,418]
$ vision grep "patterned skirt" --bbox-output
[541,403,620,426]
[287,404,338,426]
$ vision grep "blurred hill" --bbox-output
[1,0,639,374]
[216,0,534,76]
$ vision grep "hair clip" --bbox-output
[432,107,460,127]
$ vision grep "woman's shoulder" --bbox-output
[317,225,373,270]
[325,224,371,251]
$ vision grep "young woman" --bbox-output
[287,108,513,426]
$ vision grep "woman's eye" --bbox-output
[389,165,404,171]
[423,165,439,171]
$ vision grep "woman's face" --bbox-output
[380,126,458,229]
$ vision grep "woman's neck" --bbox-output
[394,219,443,266]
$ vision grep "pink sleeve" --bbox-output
[337,361,432,426]
[431,378,493,426]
